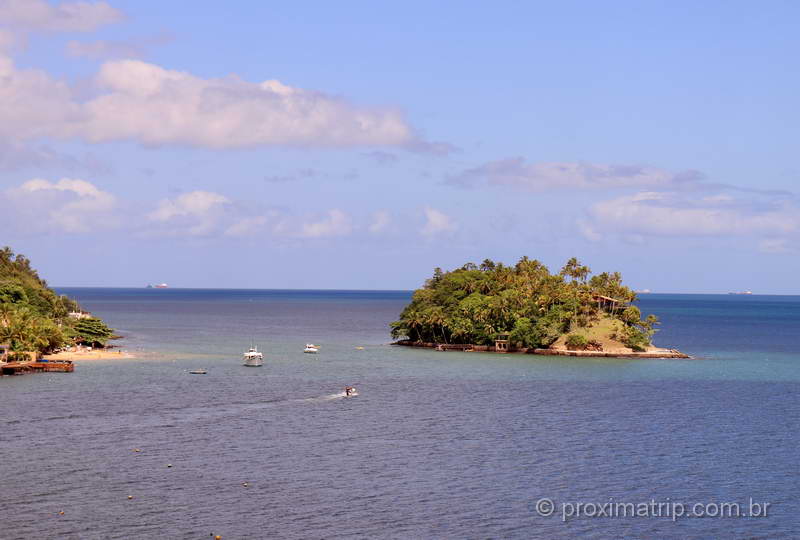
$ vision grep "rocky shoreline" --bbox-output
[392,340,690,359]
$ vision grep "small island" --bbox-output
[391,257,688,358]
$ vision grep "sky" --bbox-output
[0,0,798,293]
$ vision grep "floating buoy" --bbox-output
[242,482,248,487]
[58,511,64,515]
[355,346,364,350]
[167,464,172,468]
[133,448,141,453]
[127,495,133,500]
[215,536,222,540]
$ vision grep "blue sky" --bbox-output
[1,0,798,292]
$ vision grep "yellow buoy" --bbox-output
[58,511,64,515]
[127,495,133,500]
[133,448,141,453]
[215,536,222,540]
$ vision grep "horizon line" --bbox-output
[50,286,799,296]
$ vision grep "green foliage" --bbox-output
[391,256,658,350]
[509,317,537,348]
[565,334,589,350]
[531,305,570,347]
[70,317,114,347]
[620,326,650,351]
[0,246,114,353]
[0,305,67,352]
[621,306,642,325]
[0,281,28,304]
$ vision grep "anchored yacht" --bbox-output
[243,346,264,367]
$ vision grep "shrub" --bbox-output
[621,327,649,352]
[586,339,603,351]
[565,334,588,350]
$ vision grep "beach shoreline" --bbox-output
[393,340,690,359]
[43,349,137,361]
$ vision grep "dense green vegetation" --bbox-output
[0,247,114,355]
[391,257,659,351]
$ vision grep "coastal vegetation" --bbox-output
[0,247,114,356]
[391,257,659,352]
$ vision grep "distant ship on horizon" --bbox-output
[146,283,169,289]
[728,290,753,295]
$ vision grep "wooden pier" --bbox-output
[1,361,74,376]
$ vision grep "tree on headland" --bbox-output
[391,256,659,351]
[69,317,115,347]
[0,246,115,354]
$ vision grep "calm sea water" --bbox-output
[3,290,799,539]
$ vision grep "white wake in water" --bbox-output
[297,392,348,403]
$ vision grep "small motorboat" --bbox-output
[243,346,263,367]
[344,386,358,397]
[303,344,319,354]
[189,369,207,375]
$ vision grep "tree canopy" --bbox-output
[0,246,115,353]
[391,257,658,351]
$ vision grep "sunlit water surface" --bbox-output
[3,290,798,539]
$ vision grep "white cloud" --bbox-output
[585,191,800,242]
[148,191,230,222]
[224,216,267,237]
[0,0,123,32]
[82,60,413,147]
[449,157,703,191]
[3,177,116,233]
[577,220,602,242]
[0,28,15,52]
[421,207,457,236]
[0,55,81,140]
[368,210,391,234]
[296,209,353,238]
[147,191,231,236]
[0,54,416,148]
[758,238,794,254]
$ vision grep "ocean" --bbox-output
[2,289,799,539]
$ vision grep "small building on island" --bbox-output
[495,333,510,353]
[0,342,9,362]
[592,293,623,313]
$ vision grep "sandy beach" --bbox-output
[43,349,136,361]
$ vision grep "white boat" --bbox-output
[303,344,319,354]
[243,346,263,367]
